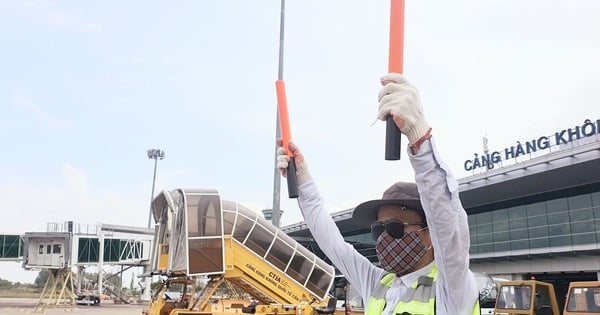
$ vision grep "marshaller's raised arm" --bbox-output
[378,73,431,152]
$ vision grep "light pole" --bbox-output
[147,148,165,229]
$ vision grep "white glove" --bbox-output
[276,141,311,184]
[377,73,431,146]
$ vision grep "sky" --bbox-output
[1,0,599,284]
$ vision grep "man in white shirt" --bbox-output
[277,73,480,315]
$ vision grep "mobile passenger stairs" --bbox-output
[143,188,342,315]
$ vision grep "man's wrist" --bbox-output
[410,127,432,154]
[295,162,312,184]
[405,117,431,144]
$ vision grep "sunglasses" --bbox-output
[370,218,425,240]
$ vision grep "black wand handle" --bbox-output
[286,157,299,198]
[385,116,402,160]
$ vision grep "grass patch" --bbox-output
[0,288,41,298]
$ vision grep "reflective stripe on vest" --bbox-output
[365,265,480,315]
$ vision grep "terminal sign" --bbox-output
[464,118,600,171]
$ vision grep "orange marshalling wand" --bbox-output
[276,80,298,198]
[385,0,405,160]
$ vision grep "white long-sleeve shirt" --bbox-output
[296,138,479,315]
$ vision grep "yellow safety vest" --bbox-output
[364,265,479,315]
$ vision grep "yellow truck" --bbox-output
[563,281,600,314]
[494,279,600,315]
[494,279,559,315]
[142,188,342,315]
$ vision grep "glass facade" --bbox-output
[77,237,145,263]
[469,191,600,255]
[0,235,23,259]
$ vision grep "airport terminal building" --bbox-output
[282,118,600,302]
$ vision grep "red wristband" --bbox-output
[411,127,432,151]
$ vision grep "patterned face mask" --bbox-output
[376,227,430,275]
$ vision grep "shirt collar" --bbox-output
[396,261,434,285]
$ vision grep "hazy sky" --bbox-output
[1,0,599,284]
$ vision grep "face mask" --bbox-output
[376,228,430,275]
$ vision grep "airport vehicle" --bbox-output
[143,188,339,315]
[494,279,600,315]
[75,292,101,306]
[494,279,560,315]
[563,281,600,315]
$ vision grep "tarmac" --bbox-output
[0,298,147,315]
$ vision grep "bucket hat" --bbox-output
[352,182,425,226]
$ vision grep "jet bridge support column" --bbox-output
[76,265,84,293]
[98,231,104,296]
[141,266,152,301]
